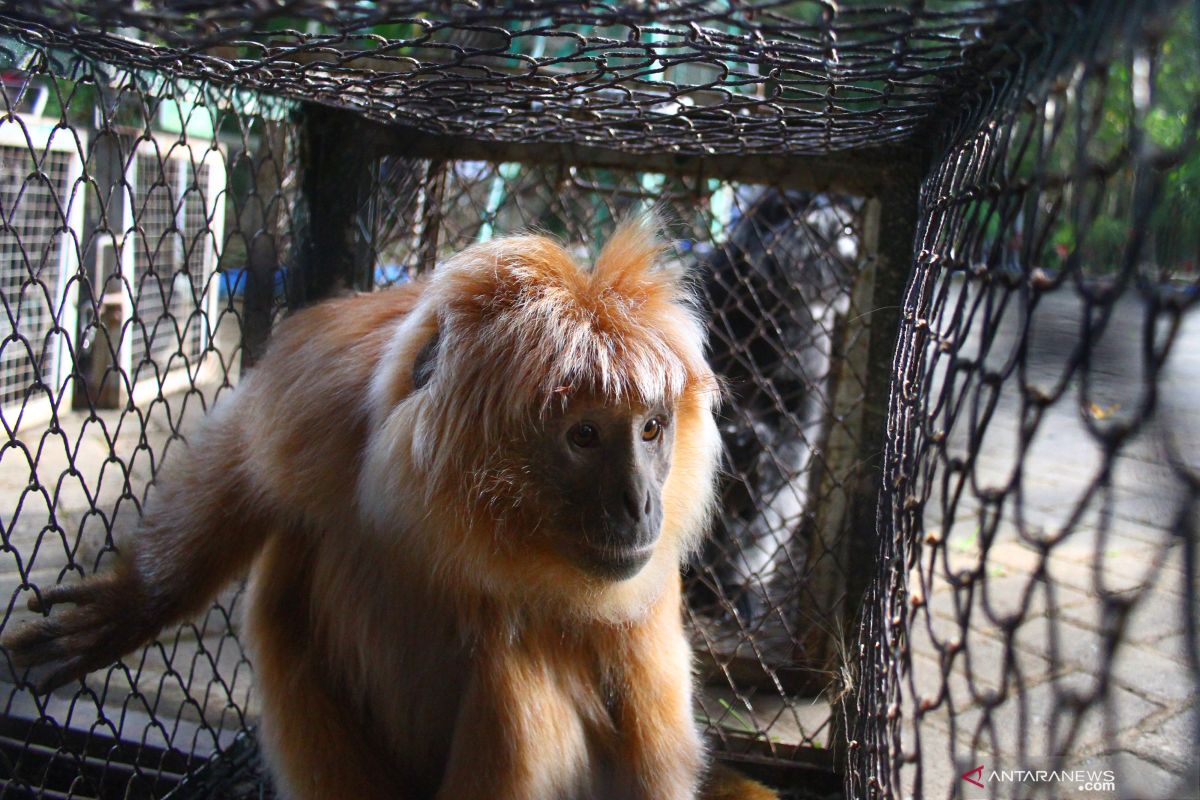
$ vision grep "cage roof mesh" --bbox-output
[3,1,1023,156]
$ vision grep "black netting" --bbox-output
[0,1,1196,798]
[850,1,1200,798]
[4,1,1028,157]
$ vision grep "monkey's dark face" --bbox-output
[530,399,676,581]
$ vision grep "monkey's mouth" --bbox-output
[576,541,656,581]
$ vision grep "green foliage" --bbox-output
[1029,4,1200,280]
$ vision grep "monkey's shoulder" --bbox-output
[269,281,427,355]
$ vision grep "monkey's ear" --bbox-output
[412,329,440,391]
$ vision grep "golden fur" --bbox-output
[5,217,776,800]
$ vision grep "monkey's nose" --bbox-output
[622,489,651,522]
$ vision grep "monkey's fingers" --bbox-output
[27,581,97,613]
[8,621,82,666]
[5,618,127,693]
[6,617,98,664]
[26,654,88,694]
[3,617,65,661]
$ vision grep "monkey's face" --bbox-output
[361,225,722,616]
[528,398,676,582]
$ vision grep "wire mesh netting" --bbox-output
[850,1,1200,798]
[3,1,1057,157]
[0,0,1196,799]
[0,44,297,797]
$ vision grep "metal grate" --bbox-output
[129,147,220,383]
[0,121,76,411]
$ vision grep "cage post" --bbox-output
[789,162,920,704]
[417,159,446,272]
[828,167,921,767]
[240,230,279,370]
[239,121,293,369]
[72,126,127,408]
[288,103,382,310]
[847,169,920,630]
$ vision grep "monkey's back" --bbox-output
[226,282,469,794]
[233,283,426,527]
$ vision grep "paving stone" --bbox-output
[1094,545,1186,597]
[982,540,1045,574]
[1151,632,1197,666]
[957,625,1056,692]
[974,573,1059,623]
[898,719,963,800]
[1108,490,1191,536]
[1048,524,1178,563]
[953,673,1162,764]
[1061,584,1190,646]
[1110,642,1196,704]
[1043,554,1160,596]
[1015,623,1193,708]
[1013,615,1106,671]
[1078,751,1198,800]
[910,652,1000,722]
[924,567,1070,623]
[915,304,1197,790]
[926,579,971,624]
[1129,704,1198,775]
[910,603,969,664]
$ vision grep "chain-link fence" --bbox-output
[0,1,1196,799]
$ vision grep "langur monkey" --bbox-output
[5,217,778,800]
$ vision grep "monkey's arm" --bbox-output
[434,641,591,800]
[611,580,707,800]
[614,580,781,800]
[2,411,275,693]
[3,287,423,692]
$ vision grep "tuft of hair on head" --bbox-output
[407,210,719,456]
[592,210,671,287]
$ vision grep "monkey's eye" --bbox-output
[569,422,600,448]
[641,417,664,442]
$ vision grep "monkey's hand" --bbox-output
[2,565,162,694]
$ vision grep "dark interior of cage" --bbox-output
[2,2,1199,799]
